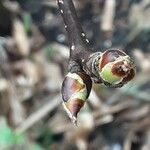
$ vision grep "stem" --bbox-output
[57,0,92,58]
[57,0,101,81]
[58,0,135,124]
[57,0,135,85]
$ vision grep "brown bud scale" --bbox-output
[65,98,84,118]
[62,76,85,102]
[99,49,126,70]
[61,72,92,124]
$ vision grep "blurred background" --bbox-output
[0,0,150,150]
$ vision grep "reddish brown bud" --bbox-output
[96,49,135,87]
[61,72,92,124]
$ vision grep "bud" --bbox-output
[96,49,135,87]
[61,72,92,125]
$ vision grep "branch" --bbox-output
[57,0,136,124]
[57,0,94,74]
[57,0,91,52]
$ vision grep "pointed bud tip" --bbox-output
[62,102,78,126]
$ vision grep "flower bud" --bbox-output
[61,72,92,125]
[97,49,135,87]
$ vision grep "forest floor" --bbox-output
[0,0,150,150]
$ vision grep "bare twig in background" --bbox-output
[123,131,134,150]
[0,40,25,126]
[15,95,61,133]
[101,0,116,32]
[13,19,30,56]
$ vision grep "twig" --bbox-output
[57,0,135,85]
[57,0,92,54]
[101,0,116,32]
[57,0,135,124]
[123,131,134,150]
[0,39,25,126]
[15,95,61,133]
[88,89,103,109]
